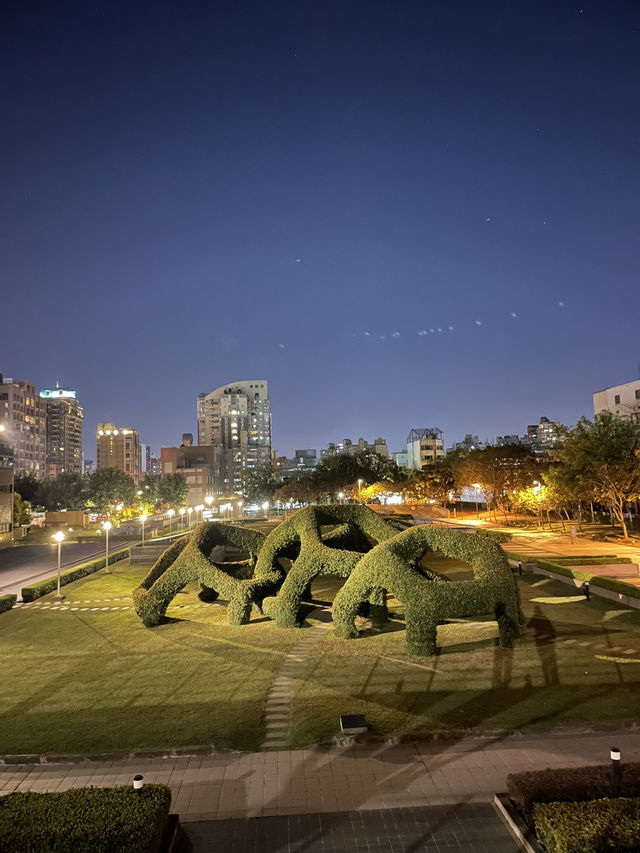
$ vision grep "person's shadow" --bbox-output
[526,605,559,686]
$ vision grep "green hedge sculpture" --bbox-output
[332,525,522,655]
[258,505,399,628]
[133,522,276,626]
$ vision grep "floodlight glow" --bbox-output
[52,531,65,543]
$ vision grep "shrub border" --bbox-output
[0,594,16,615]
[21,548,129,602]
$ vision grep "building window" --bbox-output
[614,395,621,404]
[636,390,640,400]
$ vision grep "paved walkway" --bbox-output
[2,730,639,823]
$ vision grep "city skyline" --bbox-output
[2,3,639,458]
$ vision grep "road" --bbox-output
[0,543,124,598]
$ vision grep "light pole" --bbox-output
[205,495,213,509]
[179,507,186,529]
[187,507,193,527]
[237,500,243,518]
[357,479,363,503]
[196,504,204,523]
[262,501,269,519]
[103,521,112,573]
[52,530,65,601]
[140,514,147,544]
[473,483,481,518]
[167,507,175,533]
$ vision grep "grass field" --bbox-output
[2,552,640,755]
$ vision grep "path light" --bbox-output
[262,501,270,519]
[611,747,621,794]
[132,774,144,792]
[52,531,65,601]
[179,507,186,528]
[140,514,147,544]
[167,507,175,532]
[102,521,112,573]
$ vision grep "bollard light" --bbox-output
[133,774,144,791]
[611,746,621,795]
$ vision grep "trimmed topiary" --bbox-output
[133,522,275,627]
[332,525,522,656]
[257,505,398,628]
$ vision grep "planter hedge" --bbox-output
[332,525,522,656]
[21,549,129,602]
[507,763,640,824]
[133,522,275,627]
[258,505,398,628]
[0,594,16,615]
[534,797,640,853]
[0,784,171,853]
[506,553,640,601]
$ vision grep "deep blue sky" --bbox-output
[2,1,639,457]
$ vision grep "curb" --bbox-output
[493,793,543,853]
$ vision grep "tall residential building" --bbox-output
[406,428,445,470]
[521,416,563,454]
[197,381,272,494]
[39,387,84,477]
[96,423,142,485]
[0,374,47,479]
[594,379,640,422]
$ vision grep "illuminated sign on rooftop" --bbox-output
[40,389,77,399]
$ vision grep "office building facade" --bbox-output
[594,379,640,422]
[40,387,84,478]
[0,374,47,479]
[96,423,142,485]
[197,381,271,494]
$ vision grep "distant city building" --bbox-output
[275,449,318,476]
[140,443,150,473]
[392,451,408,468]
[197,381,272,494]
[96,423,142,485]
[0,374,47,479]
[39,387,83,478]
[593,379,640,422]
[320,437,389,458]
[161,441,223,505]
[495,434,521,447]
[406,428,445,470]
[0,425,13,542]
[450,434,483,453]
[83,459,96,476]
[148,456,161,477]
[521,416,563,454]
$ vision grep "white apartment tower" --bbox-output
[197,380,271,494]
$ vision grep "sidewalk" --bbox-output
[2,730,639,822]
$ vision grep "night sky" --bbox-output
[2,1,639,458]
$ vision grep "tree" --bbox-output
[554,411,640,538]
[273,476,321,506]
[400,459,454,506]
[158,473,188,507]
[87,468,136,513]
[240,464,278,504]
[12,475,41,507]
[141,473,160,507]
[13,492,32,526]
[452,445,540,520]
[313,450,403,494]
[38,472,88,511]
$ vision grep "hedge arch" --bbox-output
[257,504,398,628]
[132,522,279,627]
[332,525,522,656]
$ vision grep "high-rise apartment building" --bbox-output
[40,387,84,477]
[96,423,142,485]
[197,381,271,494]
[320,437,389,458]
[594,379,640,422]
[0,425,13,542]
[406,428,445,470]
[0,374,47,479]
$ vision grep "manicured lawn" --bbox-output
[0,561,300,755]
[3,552,640,756]
[289,563,640,747]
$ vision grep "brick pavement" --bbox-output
[2,730,639,823]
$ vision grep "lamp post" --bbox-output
[262,501,269,519]
[205,495,213,508]
[196,504,204,523]
[187,507,193,527]
[473,483,481,518]
[179,507,186,529]
[237,500,243,518]
[357,479,363,503]
[338,492,344,504]
[140,514,147,544]
[52,530,65,601]
[167,507,175,533]
[103,521,112,573]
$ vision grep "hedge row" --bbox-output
[534,797,640,853]
[21,549,129,602]
[508,553,640,601]
[0,784,171,853]
[258,505,398,628]
[133,522,276,627]
[507,763,640,824]
[332,525,522,656]
[0,594,16,615]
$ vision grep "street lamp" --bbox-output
[52,530,65,601]
[357,479,363,503]
[473,484,481,518]
[167,507,175,533]
[338,492,344,503]
[102,521,112,573]
[179,507,186,528]
[196,504,204,523]
[140,514,147,544]
[205,495,213,506]
[237,500,243,518]
[261,501,269,519]
[187,507,193,527]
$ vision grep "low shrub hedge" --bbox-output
[534,797,640,853]
[0,594,16,615]
[504,552,640,601]
[0,784,171,853]
[21,549,129,602]
[507,763,640,824]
